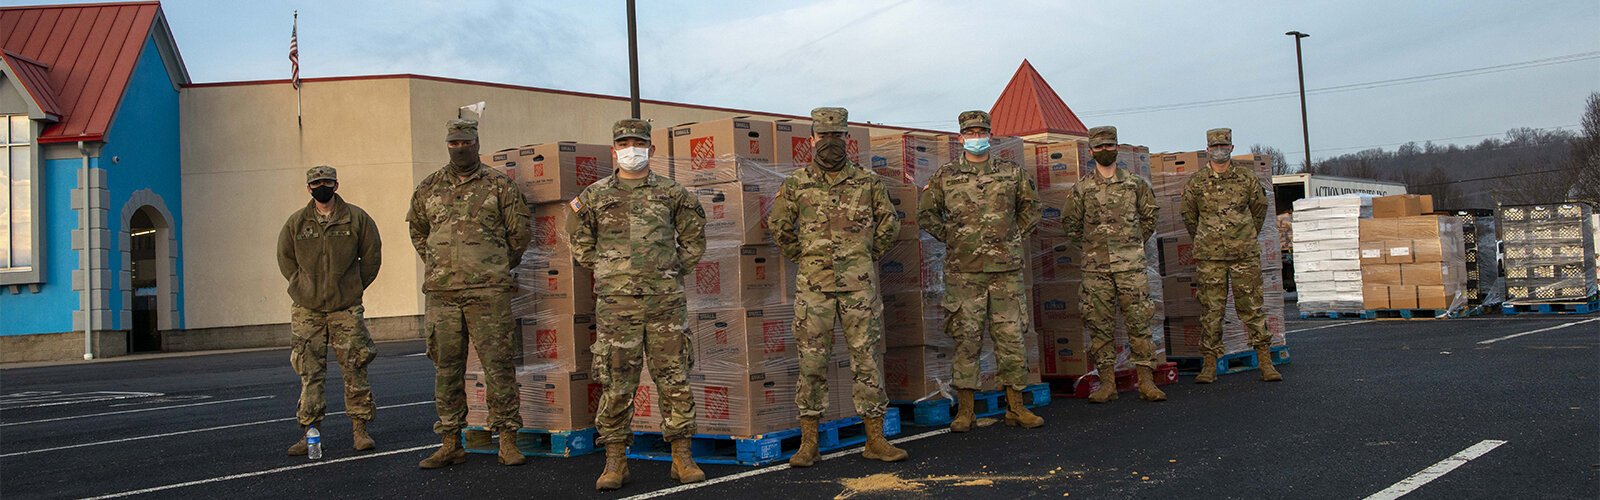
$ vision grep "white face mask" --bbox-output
[616,146,650,172]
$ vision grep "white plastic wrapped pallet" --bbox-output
[1291,194,1374,312]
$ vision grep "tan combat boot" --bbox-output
[1194,355,1218,384]
[286,425,309,456]
[1136,366,1168,401]
[1003,387,1044,428]
[860,416,908,462]
[352,419,375,451]
[418,433,467,469]
[1257,347,1284,382]
[1087,363,1119,403]
[497,430,526,466]
[595,442,630,491]
[789,417,820,467]
[668,439,706,484]
[950,389,977,433]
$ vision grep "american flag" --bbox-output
[289,11,299,90]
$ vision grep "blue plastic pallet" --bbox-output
[889,383,1051,427]
[1171,345,1291,375]
[1299,311,1366,320]
[1361,308,1468,320]
[626,407,900,466]
[462,426,598,458]
[1502,297,1600,316]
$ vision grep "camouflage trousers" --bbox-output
[425,288,521,435]
[794,288,889,419]
[290,304,376,426]
[1080,270,1157,370]
[592,293,697,446]
[944,270,1031,391]
[1197,258,1270,357]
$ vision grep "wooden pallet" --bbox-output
[625,407,901,466]
[462,426,598,458]
[1502,296,1600,316]
[1044,362,1179,399]
[888,383,1051,427]
[1170,345,1291,375]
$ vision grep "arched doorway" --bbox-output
[127,206,166,353]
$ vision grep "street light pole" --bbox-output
[1286,30,1311,172]
[627,0,641,119]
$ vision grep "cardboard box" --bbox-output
[883,291,948,347]
[1033,282,1082,327]
[1416,285,1449,310]
[690,307,796,369]
[1372,194,1434,218]
[1035,237,1083,283]
[1151,151,1207,177]
[879,236,945,294]
[1163,316,1205,359]
[1033,140,1088,191]
[486,143,611,203]
[885,184,921,241]
[1363,284,1390,310]
[526,262,595,317]
[870,134,945,187]
[1038,190,1072,236]
[1384,239,1415,264]
[1363,264,1402,285]
[1162,275,1202,317]
[528,202,577,268]
[1359,241,1385,265]
[688,245,783,310]
[1411,237,1445,263]
[1039,325,1092,376]
[520,313,596,371]
[1388,285,1419,309]
[1401,263,1446,285]
[1160,236,1197,275]
[695,181,779,245]
[771,120,871,167]
[690,368,798,436]
[658,118,777,187]
[516,368,602,430]
[884,346,953,401]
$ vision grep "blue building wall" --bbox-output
[100,36,184,331]
[0,157,94,335]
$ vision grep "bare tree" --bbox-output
[1569,92,1600,205]
[1250,144,1295,174]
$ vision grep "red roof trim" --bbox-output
[0,1,160,12]
[186,73,954,135]
[2,50,63,119]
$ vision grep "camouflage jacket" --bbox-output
[918,157,1040,272]
[1061,167,1157,273]
[1180,163,1268,261]
[565,171,707,296]
[768,162,898,292]
[406,164,532,292]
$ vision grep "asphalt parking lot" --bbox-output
[2,312,1596,499]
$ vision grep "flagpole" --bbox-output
[293,10,302,129]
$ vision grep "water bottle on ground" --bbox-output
[306,426,322,460]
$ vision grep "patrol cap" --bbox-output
[958,110,991,131]
[306,165,337,184]
[1207,128,1233,147]
[811,107,849,134]
[446,119,479,142]
[1088,126,1118,148]
[613,119,651,142]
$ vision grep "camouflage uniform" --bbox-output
[278,166,382,427]
[1181,128,1271,357]
[918,110,1040,391]
[407,120,532,436]
[566,119,708,446]
[768,108,899,419]
[1061,126,1159,370]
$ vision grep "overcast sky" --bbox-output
[20,0,1597,160]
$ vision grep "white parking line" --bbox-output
[621,428,952,500]
[1285,320,1373,334]
[79,443,440,499]
[2,396,275,427]
[0,392,164,410]
[1477,317,1600,345]
[1362,439,1506,500]
[0,400,433,458]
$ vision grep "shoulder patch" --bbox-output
[569,197,584,212]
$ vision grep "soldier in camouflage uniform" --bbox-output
[566,119,708,490]
[1061,126,1167,403]
[917,110,1044,432]
[1180,128,1282,383]
[407,119,532,468]
[768,107,908,466]
[277,165,382,456]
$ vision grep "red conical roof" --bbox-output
[989,59,1088,137]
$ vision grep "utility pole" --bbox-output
[627,0,641,119]
[1286,30,1311,172]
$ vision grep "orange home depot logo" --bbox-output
[547,275,561,292]
[755,263,767,281]
[576,156,601,186]
[532,161,546,177]
[885,359,907,387]
[695,261,723,295]
[535,215,558,245]
[847,138,860,162]
[762,320,788,354]
[713,203,726,220]
[534,328,559,359]
[759,197,773,230]
[703,386,730,419]
[713,321,730,344]
[587,383,602,413]
[542,388,557,405]
[749,138,762,155]
[762,387,778,405]
[791,137,813,164]
[1177,243,1196,266]
[690,136,716,171]
[634,385,654,417]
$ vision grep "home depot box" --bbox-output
[1035,237,1083,284]
[695,181,779,245]
[771,120,871,167]
[528,202,577,268]
[687,244,783,310]
[519,313,597,371]
[883,291,948,347]
[1033,140,1089,192]
[884,346,954,401]
[487,143,610,203]
[657,118,777,187]
[1372,194,1434,219]
[1160,235,1197,275]
[1164,316,1205,359]
[517,368,602,430]
[886,184,921,241]
[879,235,945,294]
[1162,275,1202,317]
[691,368,798,436]
[523,262,595,317]
[870,134,944,187]
[689,307,796,370]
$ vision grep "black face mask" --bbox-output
[311,185,336,203]
[1092,150,1119,167]
[448,141,481,174]
[815,136,848,171]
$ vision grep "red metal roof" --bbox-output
[2,50,63,119]
[989,59,1088,137]
[0,2,162,143]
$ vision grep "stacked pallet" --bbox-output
[1291,194,1374,314]
[1358,196,1469,317]
[1499,202,1598,306]
[1441,209,1503,307]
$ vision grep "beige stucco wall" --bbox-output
[181,75,947,331]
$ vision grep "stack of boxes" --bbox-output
[1149,152,1285,359]
[1358,195,1469,312]
[1499,202,1598,303]
[1443,209,1502,306]
[1291,194,1373,312]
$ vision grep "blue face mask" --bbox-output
[962,137,991,155]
